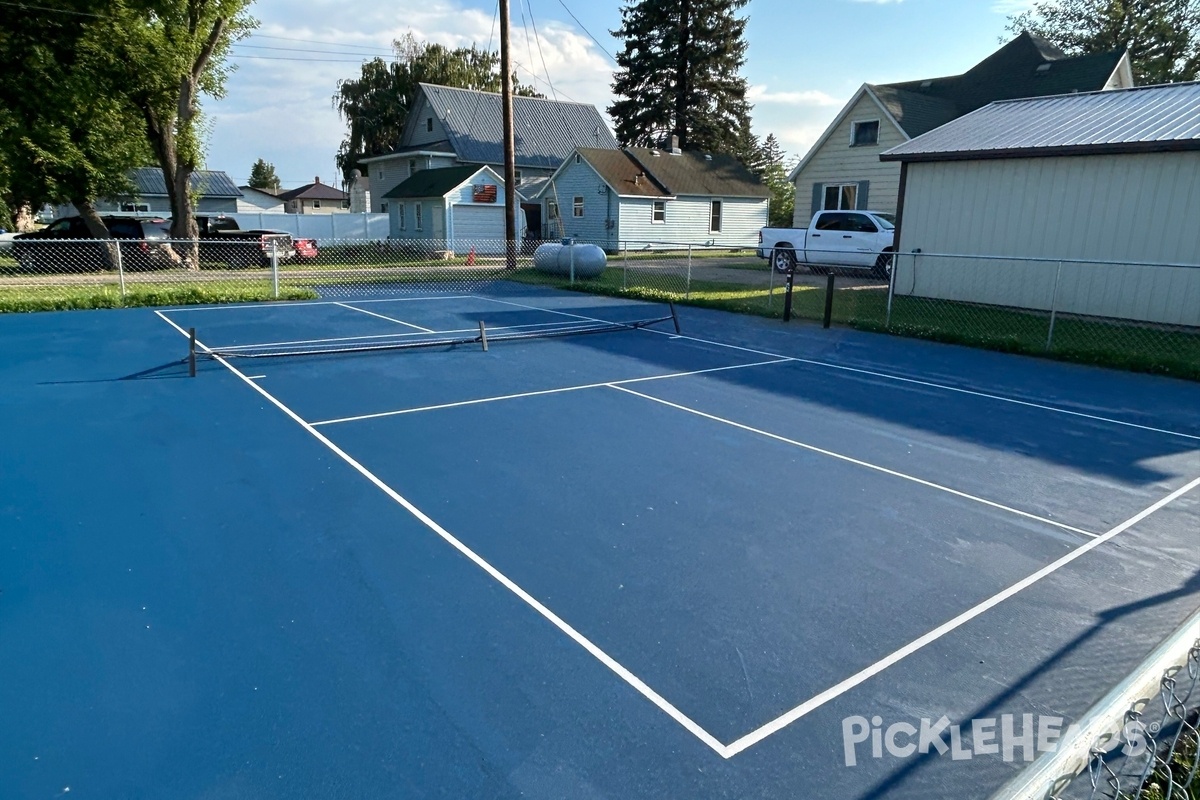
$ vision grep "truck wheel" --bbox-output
[771,247,796,273]
[873,252,893,280]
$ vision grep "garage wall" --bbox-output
[895,152,1200,326]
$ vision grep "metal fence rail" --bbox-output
[2,236,1197,379]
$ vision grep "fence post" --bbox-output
[270,240,280,299]
[783,267,795,322]
[886,252,898,327]
[569,240,576,284]
[823,272,836,328]
[767,257,775,308]
[115,242,126,299]
[1046,260,1063,351]
[622,242,627,290]
[686,244,692,299]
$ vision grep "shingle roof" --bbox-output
[875,32,1127,138]
[382,165,488,199]
[129,167,242,198]
[416,83,619,169]
[881,82,1200,162]
[276,180,348,202]
[574,147,769,199]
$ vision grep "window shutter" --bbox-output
[810,184,823,220]
[856,181,870,210]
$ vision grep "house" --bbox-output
[53,167,243,217]
[880,82,1200,327]
[789,32,1134,224]
[359,83,620,239]
[535,142,769,251]
[276,177,350,214]
[237,186,285,213]
[381,164,520,254]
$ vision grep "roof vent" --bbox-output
[650,149,660,157]
[704,154,712,161]
[1036,63,1052,72]
[920,80,933,88]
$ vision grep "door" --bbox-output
[840,212,883,267]
[452,205,505,255]
[806,212,851,265]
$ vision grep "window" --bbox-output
[651,201,666,223]
[426,117,434,132]
[709,200,722,233]
[397,203,405,229]
[415,202,423,230]
[851,120,879,147]
[409,159,417,175]
[547,199,558,220]
[815,212,848,231]
[514,170,522,186]
[573,196,584,217]
[342,200,350,209]
[823,183,858,211]
[313,200,322,209]
[119,202,149,213]
[575,154,582,164]
[843,213,877,233]
[381,202,389,214]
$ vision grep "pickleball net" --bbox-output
[187,302,680,367]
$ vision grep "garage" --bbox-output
[882,83,1200,327]
[451,204,505,253]
[383,164,522,256]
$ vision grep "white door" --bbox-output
[452,205,505,254]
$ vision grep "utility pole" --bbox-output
[499,0,518,270]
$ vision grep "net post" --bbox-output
[669,301,680,334]
[823,272,836,329]
[783,268,795,322]
[188,327,197,377]
[478,320,489,351]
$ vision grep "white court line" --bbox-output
[311,358,794,426]
[472,295,1200,442]
[154,308,730,758]
[722,471,1200,757]
[246,375,266,380]
[157,305,1200,760]
[334,302,435,333]
[609,384,1097,539]
[163,294,477,312]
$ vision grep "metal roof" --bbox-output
[382,165,488,199]
[418,83,619,169]
[129,167,242,198]
[882,82,1200,162]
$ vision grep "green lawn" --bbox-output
[0,282,317,312]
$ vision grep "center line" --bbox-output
[335,302,434,332]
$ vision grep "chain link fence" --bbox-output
[2,235,1197,379]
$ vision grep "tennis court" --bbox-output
[2,283,1199,798]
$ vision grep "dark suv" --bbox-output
[12,215,183,273]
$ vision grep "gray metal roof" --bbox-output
[129,167,242,198]
[418,83,619,169]
[882,82,1200,162]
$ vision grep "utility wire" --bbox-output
[554,0,616,64]
[525,0,558,101]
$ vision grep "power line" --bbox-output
[233,43,393,59]
[524,0,557,101]
[554,0,616,64]
[0,1,104,18]
[249,33,396,52]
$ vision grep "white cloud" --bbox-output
[747,85,842,107]
[990,0,1036,12]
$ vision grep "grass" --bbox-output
[0,282,318,313]
[1136,717,1200,800]
[513,266,1200,381]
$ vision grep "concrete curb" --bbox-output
[990,607,1200,800]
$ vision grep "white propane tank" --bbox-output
[533,238,606,278]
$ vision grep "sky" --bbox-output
[209,0,1037,190]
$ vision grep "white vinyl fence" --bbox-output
[225,213,390,243]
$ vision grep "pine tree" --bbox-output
[1007,0,1200,84]
[609,0,753,157]
[755,134,796,228]
[248,159,281,192]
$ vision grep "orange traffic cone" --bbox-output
[466,247,476,266]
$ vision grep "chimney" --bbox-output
[670,135,682,155]
[314,176,321,184]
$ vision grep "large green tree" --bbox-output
[333,33,539,180]
[1007,0,1200,84]
[248,158,281,191]
[609,0,754,160]
[0,2,151,237]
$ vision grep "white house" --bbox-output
[382,164,522,254]
[789,32,1134,224]
[237,186,285,213]
[536,144,769,251]
[881,83,1200,327]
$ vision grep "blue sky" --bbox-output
[210,0,1034,189]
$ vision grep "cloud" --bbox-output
[990,0,1036,12]
[747,85,842,107]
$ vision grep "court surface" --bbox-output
[2,283,1199,799]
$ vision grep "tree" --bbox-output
[0,2,151,239]
[333,33,539,180]
[754,134,796,228]
[248,159,281,192]
[1007,0,1200,84]
[609,0,754,159]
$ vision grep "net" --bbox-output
[190,303,680,363]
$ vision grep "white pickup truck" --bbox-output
[757,209,896,278]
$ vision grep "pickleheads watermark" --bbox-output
[841,714,1160,767]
